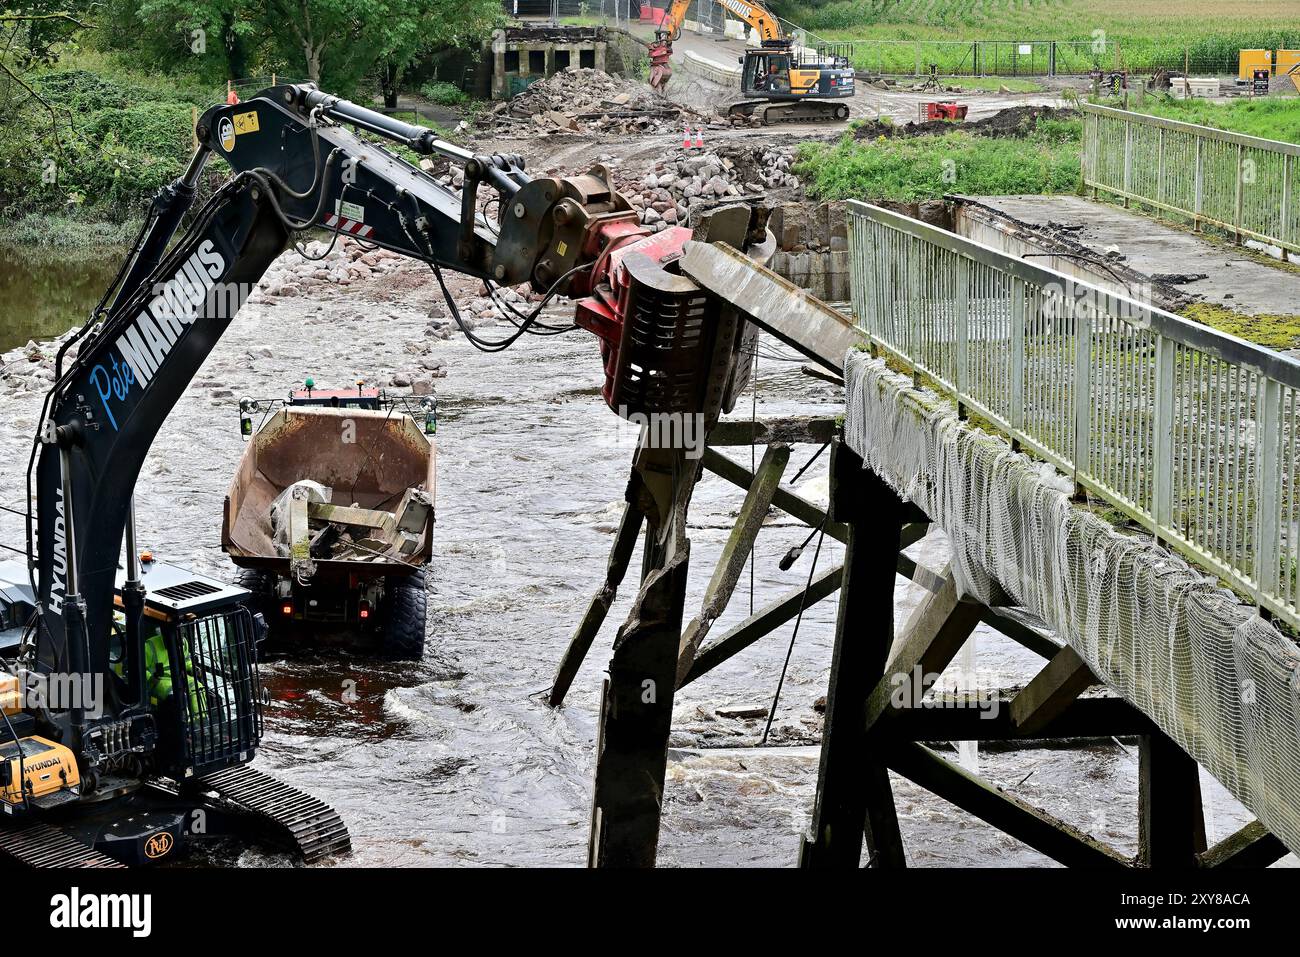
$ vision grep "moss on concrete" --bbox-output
[1180,303,1300,351]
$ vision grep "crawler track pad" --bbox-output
[0,819,125,867]
[199,765,351,863]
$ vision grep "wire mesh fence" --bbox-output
[847,198,1300,631]
[1082,104,1300,258]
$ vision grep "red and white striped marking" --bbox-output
[324,213,373,238]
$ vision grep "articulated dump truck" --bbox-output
[222,384,437,659]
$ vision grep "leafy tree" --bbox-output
[105,0,500,99]
[375,0,502,107]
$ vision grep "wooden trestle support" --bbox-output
[553,417,1291,870]
[551,229,1289,869]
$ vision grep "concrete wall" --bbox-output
[767,202,851,302]
[680,49,741,84]
[490,27,607,100]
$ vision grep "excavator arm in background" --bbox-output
[648,0,785,90]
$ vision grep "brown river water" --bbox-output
[0,247,1277,867]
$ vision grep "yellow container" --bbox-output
[1277,50,1300,77]
[1239,49,1273,81]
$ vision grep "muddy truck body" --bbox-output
[222,387,436,658]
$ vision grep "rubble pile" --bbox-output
[852,105,1076,140]
[483,67,709,135]
[0,329,75,392]
[252,237,408,300]
[614,143,801,232]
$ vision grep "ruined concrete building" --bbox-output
[491,25,608,99]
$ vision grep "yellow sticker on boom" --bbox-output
[233,110,260,135]
[556,241,568,257]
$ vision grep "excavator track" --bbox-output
[199,766,350,863]
[0,819,125,867]
[728,100,851,125]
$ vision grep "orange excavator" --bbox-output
[647,0,854,123]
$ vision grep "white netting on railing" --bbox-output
[844,351,1300,855]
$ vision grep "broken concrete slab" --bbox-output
[950,194,1300,319]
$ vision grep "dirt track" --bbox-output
[467,30,1073,184]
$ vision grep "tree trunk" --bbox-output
[222,15,248,82]
[381,61,399,109]
[305,43,321,85]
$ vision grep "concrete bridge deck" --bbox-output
[952,193,1300,321]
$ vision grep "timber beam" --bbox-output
[709,416,839,447]
[1009,645,1099,736]
[680,564,843,688]
[887,742,1130,868]
[550,502,644,707]
[588,545,691,867]
[701,447,850,544]
[896,691,1154,741]
[1197,820,1289,869]
[801,441,909,869]
[864,563,983,735]
[677,444,790,682]
[1138,727,1207,868]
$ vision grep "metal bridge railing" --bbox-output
[1082,103,1300,258]
[848,199,1300,631]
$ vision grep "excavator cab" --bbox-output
[744,50,792,94]
[108,559,263,781]
[0,558,274,865]
[733,40,854,124]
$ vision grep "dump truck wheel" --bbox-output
[381,571,427,660]
[233,567,268,604]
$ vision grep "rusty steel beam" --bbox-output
[680,240,867,374]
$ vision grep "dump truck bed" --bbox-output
[222,406,436,578]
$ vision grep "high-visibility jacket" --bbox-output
[112,626,202,716]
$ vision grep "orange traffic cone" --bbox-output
[683,123,692,149]
[693,126,704,148]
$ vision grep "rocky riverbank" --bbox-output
[0,235,541,398]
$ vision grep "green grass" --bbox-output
[777,0,1299,75]
[1111,96,1300,144]
[418,80,468,106]
[0,213,142,252]
[795,115,1081,202]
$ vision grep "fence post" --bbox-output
[1072,299,1092,495]
[1193,137,1204,230]
[955,257,969,400]
[1254,377,1282,605]
[1282,154,1293,262]
[1122,122,1133,207]
[1152,334,1175,539]
[1156,128,1166,217]
[1049,41,1056,77]
[1234,143,1245,244]
[914,41,921,76]
[1010,276,1026,434]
